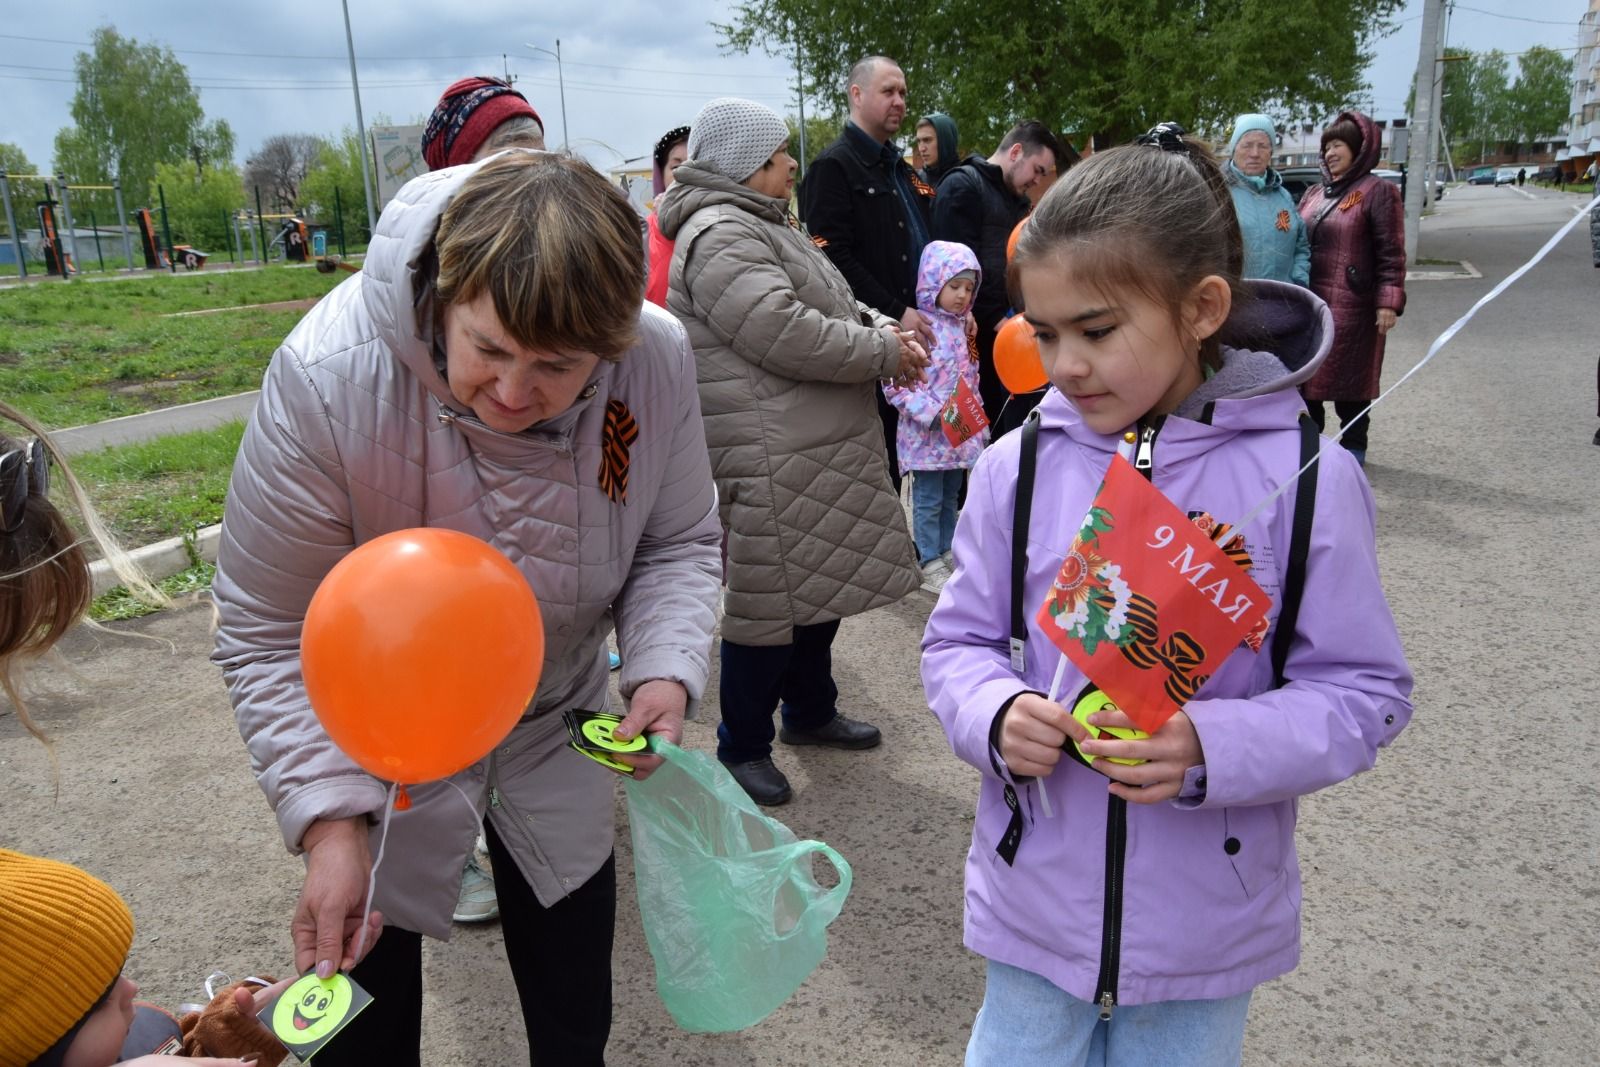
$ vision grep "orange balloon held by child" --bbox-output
[300,528,544,785]
[994,314,1048,394]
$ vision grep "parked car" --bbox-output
[1278,165,1323,205]
[1467,167,1496,185]
[1494,166,1521,186]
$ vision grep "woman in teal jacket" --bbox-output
[1223,113,1309,286]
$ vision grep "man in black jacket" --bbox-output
[932,120,1071,422]
[799,55,935,490]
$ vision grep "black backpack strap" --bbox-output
[1010,410,1042,673]
[1271,413,1320,686]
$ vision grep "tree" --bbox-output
[786,112,845,170]
[718,0,1404,151]
[300,128,371,246]
[1505,45,1573,144]
[1439,49,1511,164]
[0,142,38,237]
[149,160,244,252]
[51,25,233,222]
[244,134,327,216]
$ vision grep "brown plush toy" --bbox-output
[178,977,289,1066]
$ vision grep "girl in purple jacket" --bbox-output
[885,240,988,590]
[922,128,1412,1064]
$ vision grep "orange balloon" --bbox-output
[302,528,544,784]
[994,315,1047,394]
[1006,218,1027,264]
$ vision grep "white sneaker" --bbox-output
[452,846,498,923]
[920,558,951,594]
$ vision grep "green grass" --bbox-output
[0,265,344,427]
[61,421,244,548]
[90,559,216,622]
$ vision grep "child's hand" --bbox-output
[998,694,1090,778]
[1080,708,1203,804]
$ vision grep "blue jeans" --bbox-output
[912,468,964,564]
[965,961,1251,1067]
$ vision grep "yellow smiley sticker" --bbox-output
[1071,689,1149,767]
[271,974,354,1046]
[580,718,647,753]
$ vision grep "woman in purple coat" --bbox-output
[1297,110,1405,467]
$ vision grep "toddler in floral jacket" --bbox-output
[885,240,988,588]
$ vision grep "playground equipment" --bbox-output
[0,172,137,280]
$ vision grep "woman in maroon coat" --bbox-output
[1297,110,1405,466]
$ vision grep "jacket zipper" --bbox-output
[486,750,557,880]
[1094,794,1128,1019]
[1094,417,1161,1019]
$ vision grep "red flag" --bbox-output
[939,376,989,447]
[1036,455,1271,733]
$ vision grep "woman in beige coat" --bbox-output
[658,98,925,806]
[211,153,722,1065]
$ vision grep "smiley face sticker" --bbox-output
[260,972,372,1062]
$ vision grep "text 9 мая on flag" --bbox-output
[1036,455,1272,734]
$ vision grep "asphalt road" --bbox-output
[2,184,1596,1065]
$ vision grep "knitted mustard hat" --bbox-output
[0,849,134,1067]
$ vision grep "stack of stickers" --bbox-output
[563,708,649,774]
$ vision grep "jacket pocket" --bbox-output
[1344,263,1372,294]
[1221,804,1289,900]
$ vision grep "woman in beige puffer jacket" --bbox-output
[657,97,923,806]
[212,153,722,1065]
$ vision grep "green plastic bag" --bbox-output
[625,740,853,1032]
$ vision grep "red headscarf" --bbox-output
[421,77,543,171]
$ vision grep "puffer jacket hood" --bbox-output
[1035,279,1333,451]
[655,160,788,239]
[915,239,982,320]
[1320,109,1381,191]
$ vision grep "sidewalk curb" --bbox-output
[91,523,222,597]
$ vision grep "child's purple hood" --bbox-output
[916,240,982,319]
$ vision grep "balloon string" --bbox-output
[352,781,398,965]
[348,775,492,967]
[1234,191,1600,534]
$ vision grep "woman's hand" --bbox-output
[292,818,383,980]
[898,306,936,349]
[612,679,688,781]
[1079,708,1204,804]
[882,326,929,385]
[1376,307,1398,335]
[997,694,1089,778]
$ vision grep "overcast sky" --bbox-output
[0,0,1590,177]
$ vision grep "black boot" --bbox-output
[779,713,882,750]
[723,757,793,806]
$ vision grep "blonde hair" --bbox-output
[433,152,645,361]
[0,400,165,777]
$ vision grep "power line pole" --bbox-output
[341,0,378,235]
[1404,0,1444,264]
[795,33,808,176]
[1426,1,1452,207]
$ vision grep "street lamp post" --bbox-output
[525,40,569,151]
[341,0,378,235]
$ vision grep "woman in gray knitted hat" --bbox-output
[658,96,927,806]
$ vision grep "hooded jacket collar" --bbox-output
[1034,279,1333,461]
[1320,110,1381,194]
[921,113,960,183]
[655,160,791,239]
